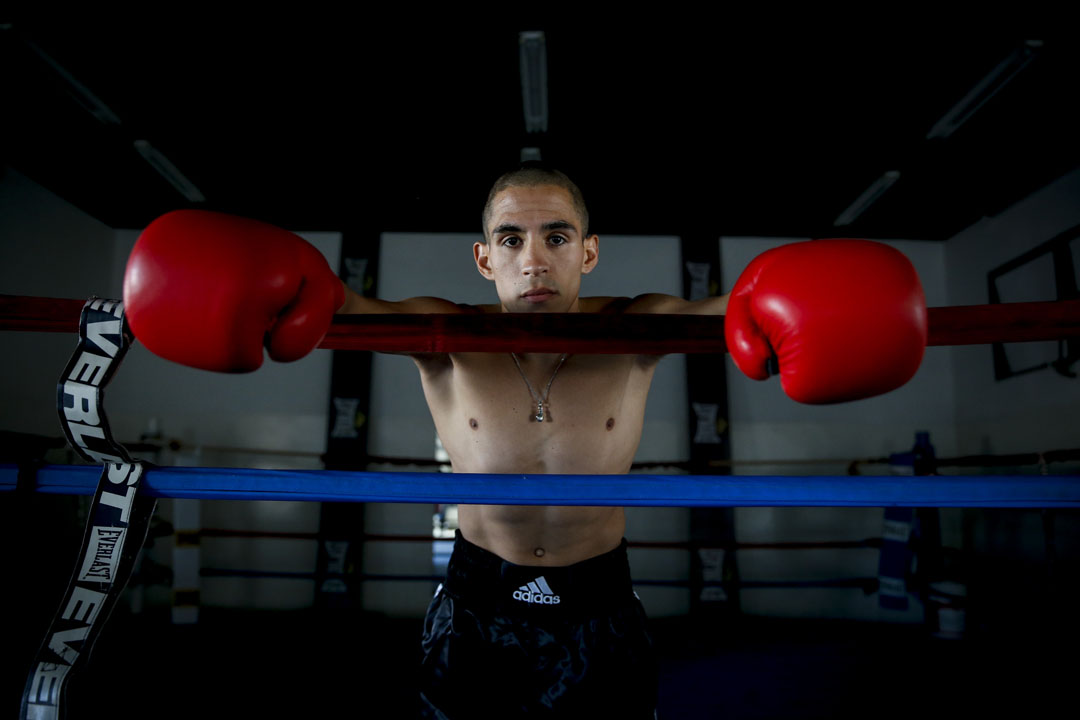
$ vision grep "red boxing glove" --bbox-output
[123,210,344,372]
[724,239,927,404]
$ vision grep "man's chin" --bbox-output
[507,296,569,313]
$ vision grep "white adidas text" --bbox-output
[513,576,561,605]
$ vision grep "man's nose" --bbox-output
[520,239,549,276]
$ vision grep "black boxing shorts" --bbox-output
[419,530,658,719]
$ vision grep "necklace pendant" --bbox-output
[535,403,545,422]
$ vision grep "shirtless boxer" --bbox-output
[339,166,727,717]
[340,168,728,565]
[123,164,925,718]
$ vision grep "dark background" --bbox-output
[4,18,1078,240]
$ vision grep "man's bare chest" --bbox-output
[444,353,647,413]
[417,353,658,473]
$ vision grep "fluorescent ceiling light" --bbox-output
[134,140,206,203]
[834,170,900,227]
[519,31,549,134]
[21,34,122,125]
[926,39,1043,140]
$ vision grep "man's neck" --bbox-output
[500,299,581,313]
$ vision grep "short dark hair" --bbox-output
[481,163,589,241]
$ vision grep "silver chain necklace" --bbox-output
[510,353,569,422]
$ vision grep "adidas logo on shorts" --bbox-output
[512,576,561,605]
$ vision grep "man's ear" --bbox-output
[474,241,495,280]
[581,234,599,275]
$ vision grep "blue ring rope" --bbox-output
[197,569,877,590]
[1,464,1076,507]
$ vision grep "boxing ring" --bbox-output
[4,292,1080,720]
[4,293,1079,511]
[3,463,1078,507]
[6,293,1080,351]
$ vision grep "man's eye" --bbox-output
[502,237,521,247]
[549,236,567,245]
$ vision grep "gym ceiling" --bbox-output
[3,19,1077,241]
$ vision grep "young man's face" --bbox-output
[474,184,599,313]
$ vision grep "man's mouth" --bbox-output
[521,288,557,304]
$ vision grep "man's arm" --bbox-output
[583,293,729,316]
[338,284,497,367]
[339,283,474,315]
[578,294,728,365]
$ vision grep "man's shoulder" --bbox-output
[580,295,690,314]
[579,296,635,314]
[450,302,502,314]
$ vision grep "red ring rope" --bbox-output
[2,294,1078,353]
